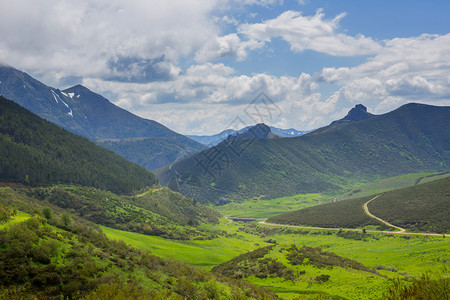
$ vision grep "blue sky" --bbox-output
[1,0,449,134]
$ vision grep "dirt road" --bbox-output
[363,195,405,232]
[259,194,449,237]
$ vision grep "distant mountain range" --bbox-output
[156,103,450,204]
[187,105,373,147]
[0,65,204,170]
[188,125,309,146]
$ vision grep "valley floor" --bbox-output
[99,172,450,299]
[103,218,449,299]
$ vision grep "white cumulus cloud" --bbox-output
[319,33,450,113]
[238,9,382,56]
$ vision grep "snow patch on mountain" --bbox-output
[51,90,59,103]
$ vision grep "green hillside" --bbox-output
[0,188,275,299]
[0,96,155,194]
[96,136,204,170]
[268,177,450,233]
[367,177,450,233]
[24,186,220,240]
[156,103,450,204]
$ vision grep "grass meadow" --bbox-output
[101,172,450,298]
[101,218,449,298]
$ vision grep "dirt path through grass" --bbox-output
[362,195,406,233]
[258,194,449,237]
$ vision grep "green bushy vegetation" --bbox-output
[285,245,378,274]
[23,186,220,240]
[383,270,449,300]
[212,246,296,280]
[0,202,16,224]
[0,190,276,299]
[212,244,387,299]
[0,215,276,300]
[0,96,155,194]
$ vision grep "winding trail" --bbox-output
[257,194,449,237]
[363,195,405,233]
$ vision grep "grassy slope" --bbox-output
[102,219,449,299]
[0,96,155,194]
[336,172,450,201]
[0,188,276,299]
[215,172,450,219]
[157,103,450,204]
[212,244,387,299]
[268,176,450,233]
[215,193,328,219]
[368,177,450,233]
[23,185,220,240]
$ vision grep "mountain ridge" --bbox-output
[188,125,309,146]
[0,65,204,170]
[156,102,450,204]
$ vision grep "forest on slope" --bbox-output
[0,96,155,194]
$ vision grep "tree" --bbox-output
[61,213,71,227]
[42,207,53,220]
[24,175,30,185]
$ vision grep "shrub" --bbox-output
[315,274,330,283]
[42,207,53,220]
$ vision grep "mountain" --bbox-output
[331,104,374,125]
[156,103,450,204]
[269,126,310,138]
[224,123,278,142]
[0,65,204,169]
[268,176,450,234]
[188,125,308,146]
[95,137,203,170]
[0,96,155,194]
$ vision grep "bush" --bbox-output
[42,207,53,220]
[384,271,449,300]
[315,274,330,283]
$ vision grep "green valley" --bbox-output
[100,216,449,299]
[0,76,448,299]
[0,191,276,299]
[215,172,450,219]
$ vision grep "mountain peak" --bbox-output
[225,123,277,142]
[331,104,374,125]
[63,84,96,96]
[354,104,367,112]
